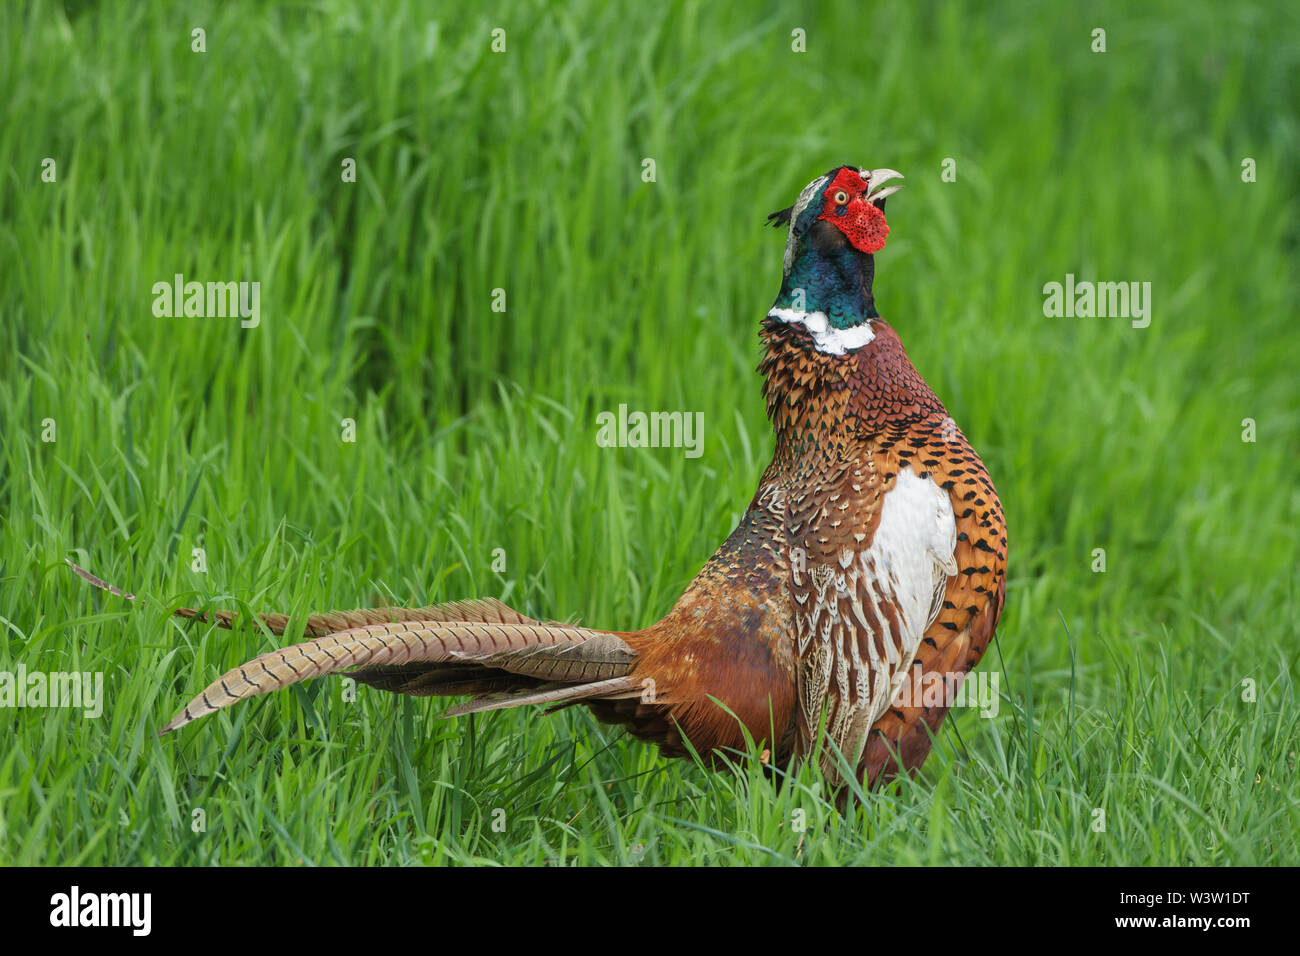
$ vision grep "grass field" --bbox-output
[1,0,1297,865]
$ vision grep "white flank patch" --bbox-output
[768,307,875,355]
[860,467,958,725]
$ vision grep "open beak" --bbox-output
[864,168,904,203]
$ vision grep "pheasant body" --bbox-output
[756,313,1005,780]
[75,164,1006,792]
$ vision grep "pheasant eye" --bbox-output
[833,190,849,205]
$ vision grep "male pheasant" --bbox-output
[73,164,1006,791]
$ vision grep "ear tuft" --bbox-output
[766,206,794,228]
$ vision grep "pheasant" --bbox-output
[72,164,1006,791]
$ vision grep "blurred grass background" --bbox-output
[0,0,1297,864]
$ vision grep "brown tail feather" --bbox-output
[68,559,535,636]
[159,619,637,734]
[172,596,538,638]
[439,676,642,718]
[349,631,637,696]
[67,560,640,736]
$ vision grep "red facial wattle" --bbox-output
[816,167,891,255]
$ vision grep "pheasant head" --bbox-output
[759,164,938,458]
[765,165,904,332]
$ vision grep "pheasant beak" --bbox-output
[864,168,904,203]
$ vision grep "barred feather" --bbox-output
[159,618,636,734]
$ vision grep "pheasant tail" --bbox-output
[160,618,640,734]
[67,561,640,735]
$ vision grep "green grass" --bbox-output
[1,0,1297,865]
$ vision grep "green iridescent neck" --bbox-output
[773,243,878,329]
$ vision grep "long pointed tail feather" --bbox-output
[438,676,643,718]
[66,559,535,636]
[65,560,642,735]
[159,619,637,734]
